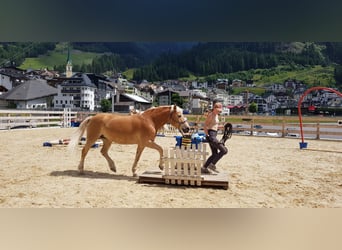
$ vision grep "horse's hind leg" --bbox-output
[78,130,100,174]
[79,142,93,174]
[101,138,116,173]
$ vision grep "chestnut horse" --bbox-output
[68,105,190,177]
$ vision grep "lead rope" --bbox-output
[220,123,233,145]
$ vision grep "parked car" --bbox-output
[253,124,263,129]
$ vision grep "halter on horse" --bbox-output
[68,105,190,177]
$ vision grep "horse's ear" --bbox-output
[173,104,177,112]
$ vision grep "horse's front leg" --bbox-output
[132,145,145,177]
[145,141,164,170]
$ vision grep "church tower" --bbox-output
[66,45,73,78]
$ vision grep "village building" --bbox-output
[226,94,243,106]
[0,66,28,92]
[191,80,208,89]
[156,89,178,106]
[53,73,114,111]
[0,79,57,109]
[113,93,152,113]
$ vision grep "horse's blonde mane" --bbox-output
[140,105,183,120]
[143,105,169,114]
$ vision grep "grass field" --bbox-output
[251,65,335,87]
[179,65,336,89]
[20,50,101,70]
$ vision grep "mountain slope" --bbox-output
[1,42,341,87]
[17,42,197,71]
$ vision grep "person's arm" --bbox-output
[204,112,214,135]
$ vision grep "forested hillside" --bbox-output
[133,42,338,81]
[1,42,342,87]
[0,42,56,67]
[132,42,342,88]
[0,42,194,69]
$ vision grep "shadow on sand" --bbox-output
[50,170,137,182]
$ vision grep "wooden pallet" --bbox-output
[138,169,229,190]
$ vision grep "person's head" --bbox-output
[213,102,223,114]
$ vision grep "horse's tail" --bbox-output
[67,116,92,152]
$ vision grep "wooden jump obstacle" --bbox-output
[138,143,229,189]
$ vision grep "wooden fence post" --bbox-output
[281,118,285,138]
[316,122,320,140]
[7,113,11,130]
[250,118,254,136]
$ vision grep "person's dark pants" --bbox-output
[203,130,228,168]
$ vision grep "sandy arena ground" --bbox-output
[0,127,341,207]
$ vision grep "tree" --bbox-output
[334,65,342,86]
[248,102,258,113]
[171,93,183,107]
[100,99,111,112]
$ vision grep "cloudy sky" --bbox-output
[1,0,341,41]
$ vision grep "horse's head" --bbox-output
[169,105,190,134]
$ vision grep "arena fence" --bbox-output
[0,109,77,130]
[191,120,342,141]
[1,109,341,141]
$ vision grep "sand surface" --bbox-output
[0,127,341,207]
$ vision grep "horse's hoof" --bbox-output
[110,168,116,173]
[159,165,164,170]
[133,173,138,177]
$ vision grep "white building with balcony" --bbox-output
[227,94,243,106]
[53,74,96,110]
